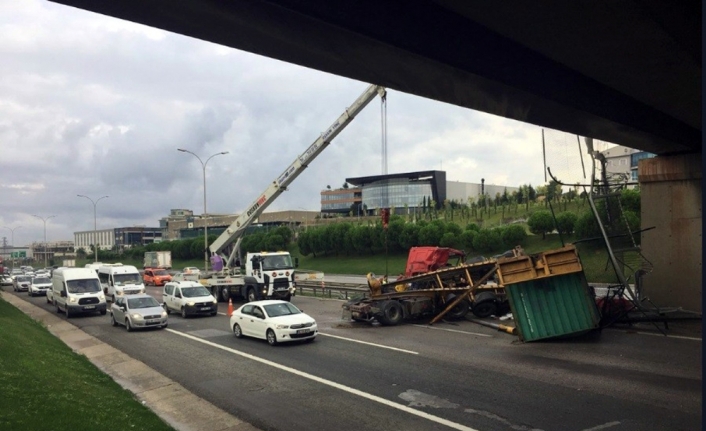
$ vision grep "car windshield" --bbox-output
[16,276,31,282]
[261,255,293,271]
[264,302,302,317]
[181,286,211,298]
[154,270,169,275]
[66,278,101,293]
[114,273,141,285]
[33,277,50,284]
[127,297,160,309]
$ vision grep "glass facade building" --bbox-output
[343,171,446,214]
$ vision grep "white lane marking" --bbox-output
[465,408,544,431]
[166,329,479,431]
[318,333,418,355]
[412,324,492,338]
[631,331,701,341]
[580,421,621,431]
[217,312,227,316]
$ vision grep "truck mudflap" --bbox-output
[342,299,379,323]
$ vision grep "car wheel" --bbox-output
[110,313,118,327]
[210,311,217,316]
[247,287,257,303]
[181,307,187,318]
[266,329,278,346]
[163,303,171,315]
[100,309,107,316]
[162,323,168,329]
[56,303,61,314]
[125,318,133,332]
[65,307,71,318]
[233,323,243,338]
[284,294,292,302]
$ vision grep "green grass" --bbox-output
[0,295,175,431]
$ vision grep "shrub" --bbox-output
[472,228,502,253]
[555,212,578,235]
[500,224,527,247]
[527,210,555,239]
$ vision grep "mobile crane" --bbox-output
[195,84,387,303]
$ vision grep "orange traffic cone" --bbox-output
[227,298,234,317]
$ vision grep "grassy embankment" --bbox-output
[0,294,175,431]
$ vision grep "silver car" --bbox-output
[13,275,31,292]
[110,294,168,331]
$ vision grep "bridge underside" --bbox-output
[51,0,700,155]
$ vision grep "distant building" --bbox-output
[601,145,656,185]
[74,227,162,252]
[321,170,518,215]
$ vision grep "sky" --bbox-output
[0,1,607,246]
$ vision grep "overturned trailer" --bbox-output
[341,255,512,326]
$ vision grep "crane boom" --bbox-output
[209,84,387,268]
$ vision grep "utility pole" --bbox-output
[77,195,109,263]
[32,215,55,268]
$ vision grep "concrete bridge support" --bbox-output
[639,153,702,313]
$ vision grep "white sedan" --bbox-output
[230,300,317,345]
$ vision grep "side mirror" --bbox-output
[60,290,66,298]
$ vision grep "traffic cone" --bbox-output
[227,298,234,317]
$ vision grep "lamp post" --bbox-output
[2,226,22,270]
[77,195,109,263]
[178,148,229,273]
[32,215,56,268]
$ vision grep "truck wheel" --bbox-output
[220,286,230,303]
[472,292,499,318]
[247,287,256,303]
[378,301,403,326]
[65,307,71,318]
[444,294,470,320]
[284,294,292,302]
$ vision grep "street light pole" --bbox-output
[77,195,109,263]
[178,148,229,273]
[32,215,56,268]
[2,226,22,270]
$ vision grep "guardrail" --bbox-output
[295,281,368,300]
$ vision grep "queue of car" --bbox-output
[7,264,318,345]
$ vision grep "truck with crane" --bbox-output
[192,84,387,303]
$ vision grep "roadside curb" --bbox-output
[1,291,262,431]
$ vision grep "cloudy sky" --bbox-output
[0,1,602,246]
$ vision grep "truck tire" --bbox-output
[472,291,498,318]
[378,300,403,326]
[219,286,230,303]
[444,294,470,320]
[246,287,257,303]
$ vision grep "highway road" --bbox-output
[7,286,701,431]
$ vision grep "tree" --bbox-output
[472,228,502,253]
[555,212,578,235]
[574,211,601,239]
[342,182,349,189]
[527,210,555,239]
[500,224,527,247]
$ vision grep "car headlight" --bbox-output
[275,324,289,329]
[99,295,105,301]
[69,297,77,303]
[212,299,217,304]
[131,313,143,320]
[187,301,195,306]
[161,311,167,318]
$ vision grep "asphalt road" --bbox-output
[6,287,702,431]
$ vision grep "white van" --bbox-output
[98,263,145,302]
[52,267,107,317]
[85,262,104,273]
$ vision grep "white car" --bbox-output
[0,274,13,287]
[230,300,317,346]
[28,276,52,296]
[182,267,201,275]
[162,281,217,318]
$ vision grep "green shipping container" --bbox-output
[505,272,601,342]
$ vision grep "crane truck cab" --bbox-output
[245,251,297,302]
